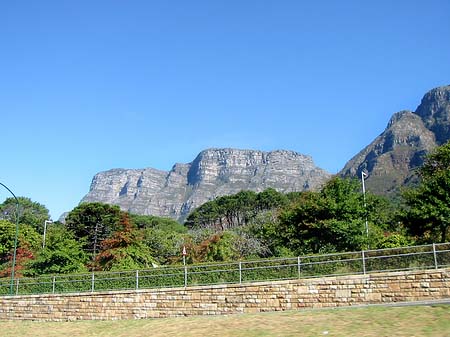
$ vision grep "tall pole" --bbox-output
[0,182,20,296]
[43,220,53,248]
[361,172,369,249]
[182,246,187,287]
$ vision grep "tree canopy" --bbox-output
[65,202,122,255]
[274,177,394,254]
[402,141,450,242]
[185,188,288,230]
[92,213,156,271]
[4,150,450,277]
[0,197,50,231]
[25,224,88,276]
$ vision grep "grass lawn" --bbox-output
[0,305,449,337]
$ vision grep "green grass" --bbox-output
[0,305,449,337]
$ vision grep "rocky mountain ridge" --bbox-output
[80,85,450,221]
[340,85,450,195]
[81,148,332,221]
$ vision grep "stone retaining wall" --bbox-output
[0,268,449,321]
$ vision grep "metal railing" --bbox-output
[1,242,449,296]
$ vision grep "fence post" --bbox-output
[433,243,438,269]
[136,270,139,290]
[15,278,19,296]
[91,273,95,292]
[297,256,301,278]
[52,276,56,294]
[239,262,242,284]
[362,250,366,275]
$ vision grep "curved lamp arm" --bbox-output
[0,182,20,296]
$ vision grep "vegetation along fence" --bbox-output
[1,242,449,296]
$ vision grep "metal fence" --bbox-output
[1,242,449,296]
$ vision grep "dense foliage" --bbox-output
[0,197,50,231]
[65,202,122,255]
[24,225,88,276]
[402,141,450,243]
[91,213,156,271]
[185,188,288,230]
[275,178,396,254]
[1,143,450,278]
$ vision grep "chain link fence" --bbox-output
[1,242,449,296]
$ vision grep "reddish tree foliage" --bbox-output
[0,245,35,278]
[90,212,150,271]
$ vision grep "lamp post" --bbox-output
[42,220,53,248]
[0,182,20,296]
[361,172,369,249]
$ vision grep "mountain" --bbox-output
[341,85,450,195]
[81,148,331,221]
[79,85,450,221]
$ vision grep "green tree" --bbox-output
[142,227,185,265]
[402,141,450,243]
[374,232,413,249]
[129,213,187,233]
[185,189,287,230]
[256,188,288,211]
[65,202,122,255]
[24,225,88,276]
[0,223,40,277]
[186,199,224,229]
[0,197,50,231]
[276,177,382,254]
[0,220,16,260]
[203,231,239,262]
[130,213,187,265]
[245,211,292,257]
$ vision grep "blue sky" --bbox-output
[1,0,450,220]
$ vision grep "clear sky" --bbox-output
[1,0,450,220]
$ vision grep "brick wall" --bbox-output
[0,268,449,321]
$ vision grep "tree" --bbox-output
[183,231,240,263]
[91,213,156,271]
[0,220,16,260]
[129,213,187,233]
[244,210,291,257]
[402,141,450,243]
[0,197,50,231]
[141,227,185,265]
[185,189,287,230]
[256,188,288,211]
[0,223,40,277]
[276,177,383,254]
[65,202,122,255]
[24,225,88,276]
[129,213,187,264]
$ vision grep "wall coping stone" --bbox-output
[1,267,448,301]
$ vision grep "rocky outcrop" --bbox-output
[81,86,450,217]
[81,149,331,221]
[341,85,450,195]
[415,86,450,145]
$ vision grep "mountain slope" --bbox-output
[341,85,450,195]
[81,148,331,221]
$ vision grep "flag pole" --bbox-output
[182,246,187,287]
[361,172,369,249]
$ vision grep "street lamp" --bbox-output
[42,220,53,248]
[361,171,369,249]
[0,182,20,296]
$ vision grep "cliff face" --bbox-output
[341,85,450,195]
[415,86,450,145]
[81,85,450,219]
[81,149,331,221]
